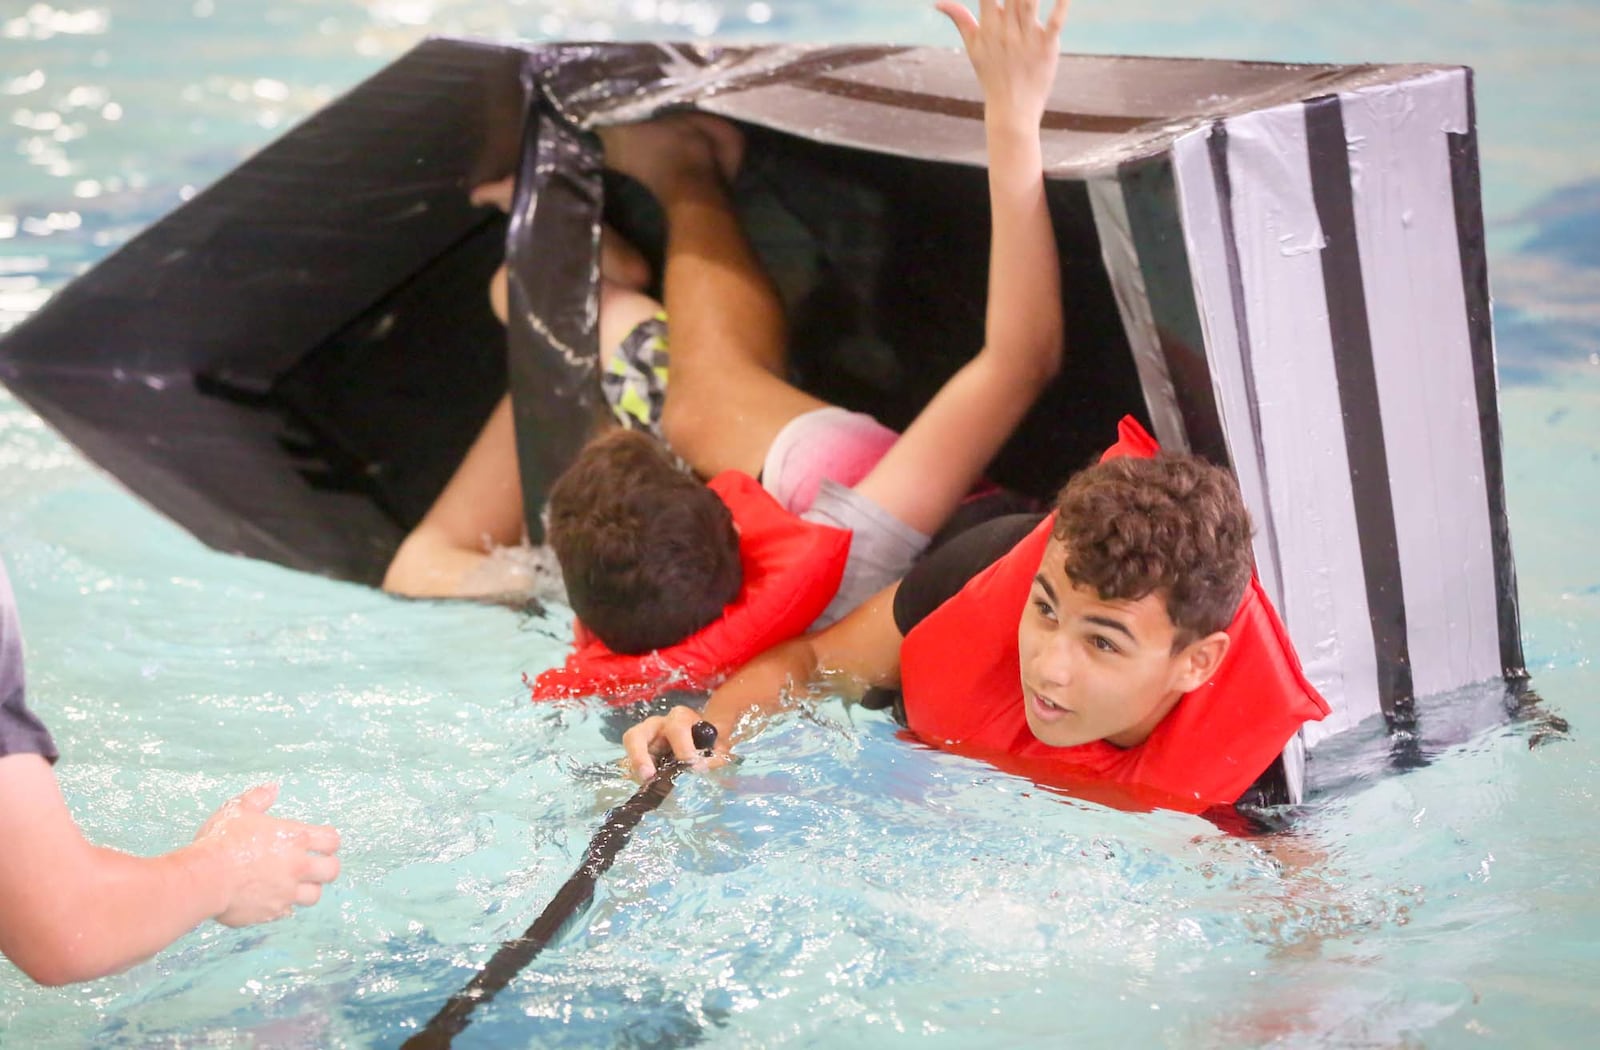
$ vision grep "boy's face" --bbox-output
[1016,538,1224,750]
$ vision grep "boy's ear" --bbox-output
[1174,631,1231,693]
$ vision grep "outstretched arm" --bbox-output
[621,583,906,781]
[0,757,339,986]
[851,0,1070,537]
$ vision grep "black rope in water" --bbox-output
[402,721,718,1049]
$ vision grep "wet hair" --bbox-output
[1052,454,1254,647]
[547,429,742,654]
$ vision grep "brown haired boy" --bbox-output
[546,428,742,654]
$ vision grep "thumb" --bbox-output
[238,783,279,814]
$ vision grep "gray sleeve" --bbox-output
[0,557,59,764]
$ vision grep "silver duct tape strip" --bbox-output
[1337,70,1504,697]
[1087,176,1190,452]
[1209,102,1383,747]
[1281,730,1306,805]
[1169,130,1286,626]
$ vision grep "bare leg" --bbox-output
[598,280,662,367]
[599,116,826,480]
[602,112,1059,538]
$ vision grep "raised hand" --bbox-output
[935,0,1070,131]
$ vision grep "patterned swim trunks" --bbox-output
[600,312,669,440]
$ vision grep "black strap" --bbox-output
[402,759,691,1048]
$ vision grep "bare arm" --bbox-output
[621,583,907,780]
[0,756,339,986]
[381,394,527,598]
[947,0,1070,372]
[852,0,1070,536]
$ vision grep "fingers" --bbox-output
[469,175,514,211]
[1045,0,1070,34]
[623,716,669,782]
[302,823,341,856]
[622,706,720,781]
[276,826,341,910]
[946,0,1065,37]
[934,0,977,44]
[661,712,708,767]
[302,851,341,885]
[288,857,334,910]
[239,783,279,814]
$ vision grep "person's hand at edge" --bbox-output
[186,783,342,927]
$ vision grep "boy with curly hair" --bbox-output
[622,448,1260,773]
[619,1,1328,802]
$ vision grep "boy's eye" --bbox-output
[1090,634,1121,654]
[1032,597,1057,622]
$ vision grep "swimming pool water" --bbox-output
[2,1,1597,1046]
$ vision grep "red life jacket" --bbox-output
[898,417,1330,812]
[530,471,851,704]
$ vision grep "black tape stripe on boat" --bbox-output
[1303,94,1415,724]
[1447,71,1525,679]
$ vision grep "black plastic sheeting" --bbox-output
[0,38,1415,587]
[1,40,527,584]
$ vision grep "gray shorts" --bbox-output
[802,477,930,629]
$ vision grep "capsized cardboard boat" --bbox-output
[0,39,1526,777]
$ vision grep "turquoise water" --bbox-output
[2,1,1597,1046]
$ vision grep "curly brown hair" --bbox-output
[547,429,742,654]
[1053,454,1254,647]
